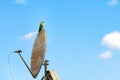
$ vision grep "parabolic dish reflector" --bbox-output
[31,29,47,78]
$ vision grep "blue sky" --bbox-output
[1,0,120,80]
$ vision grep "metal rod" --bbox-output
[43,60,49,80]
[18,52,35,78]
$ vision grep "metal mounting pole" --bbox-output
[41,59,50,80]
[43,60,49,77]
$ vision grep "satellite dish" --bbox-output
[31,28,47,78]
[14,21,47,78]
[13,22,60,80]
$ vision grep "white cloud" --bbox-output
[19,31,37,40]
[107,0,119,6]
[12,0,27,5]
[99,51,112,59]
[102,31,120,50]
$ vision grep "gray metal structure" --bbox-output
[14,50,54,80]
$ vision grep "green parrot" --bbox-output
[38,21,45,32]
